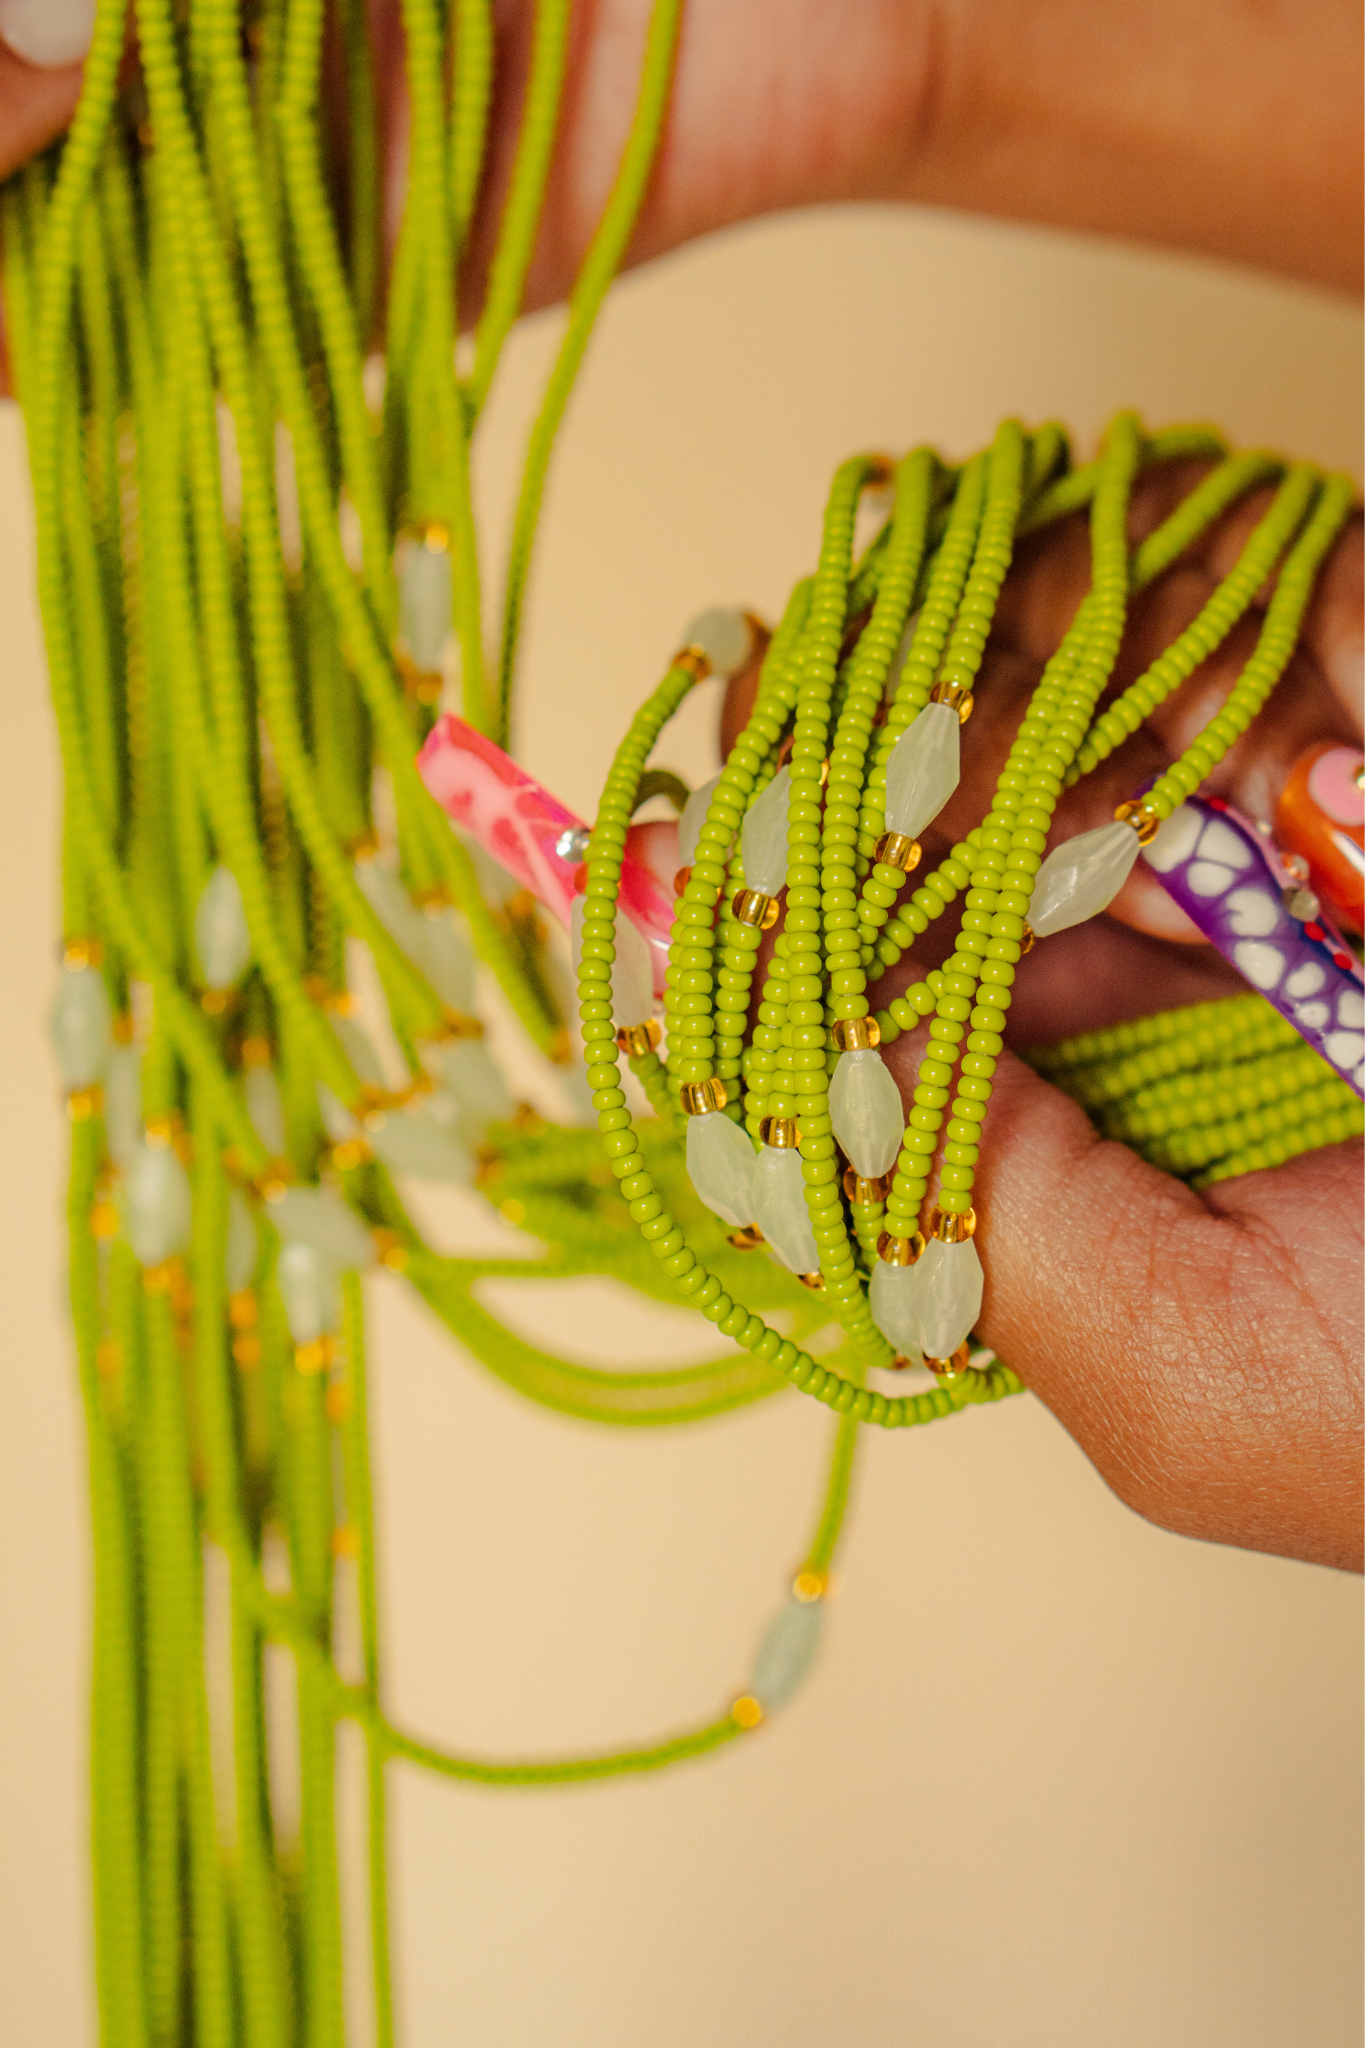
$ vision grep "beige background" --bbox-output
[1,204,1362,2045]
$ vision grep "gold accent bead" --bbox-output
[865,453,895,488]
[510,1103,545,1134]
[616,1018,662,1057]
[111,1013,135,1046]
[673,865,692,898]
[372,1228,410,1273]
[731,887,780,930]
[1019,923,1036,955]
[929,678,975,723]
[499,1198,527,1226]
[66,1087,101,1122]
[796,1270,825,1291]
[926,1342,973,1382]
[758,1116,798,1148]
[63,937,103,971]
[330,1525,361,1560]
[680,1077,728,1116]
[331,1138,371,1172]
[142,1260,176,1295]
[201,987,235,1017]
[325,1381,352,1423]
[830,1016,882,1052]
[232,1333,262,1371]
[255,1163,292,1203]
[96,1337,121,1381]
[872,831,922,874]
[294,1337,335,1376]
[240,1034,274,1069]
[792,1569,827,1603]
[350,833,381,862]
[548,1028,573,1067]
[415,519,450,553]
[726,1224,765,1250]
[1114,797,1162,846]
[228,1289,258,1331]
[877,1229,924,1266]
[844,1168,893,1203]
[731,1694,765,1731]
[674,643,712,680]
[90,1201,119,1241]
[505,888,538,922]
[930,1205,977,1243]
[888,1354,919,1371]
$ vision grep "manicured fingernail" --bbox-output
[1276,742,1365,936]
[0,0,94,67]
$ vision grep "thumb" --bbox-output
[958,1050,1363,1569]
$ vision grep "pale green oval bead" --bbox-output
[883,702,961,842]
[194,865,252,990]
[399,537,452,671]
[226,1189,259,1295]
[676,771,724,869]
[751,1595,825,1711]
[245,1064,287,1157]
[103,1044,143,1172]
[685,1109,755,1227]
[680,605,753,679]
[369,1102,475,1184]
[49,964,112,1090]
[828,1048,904,1178]
[331,1012,387,1090]
[268,1186,376,1270]
[276,1241,342,1346]
[741,765,792,898]
[570,896,654,1029]
[123,1145,192,1267]
[440,1038,514,1138]
[868,1259,925,1360]
[418,908,477,1013]
[353,855,432,962]
[914,1236,984,1358]
[750,1143,819,1274]
[316,1084,359,1145]
[1027,821,1140,937]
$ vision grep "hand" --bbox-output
[724,472,1364,1571]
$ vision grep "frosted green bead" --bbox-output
[741,766,791,897]
[676,772,724,867]
[269,1186,376,1270]
[370,1102,475,1184]
[245,1063,287,1157]
[49,964,111,1090]
[400,535,452,670]
[869,1258,924,1360]
[226,1190,259,1295]
[750,1595,825,1711]
[1027,820,1140,935]
[440,1037,515,1138]
[914,1235,984,1358]
[276,1242,342,1346]
[883,702,961,841]
[828,1049,904,1178]
[103,1044,142,1172]
[194,865,252,990]
[123,1144,192,1267]
[681,605,754,678]
[751,1144,819,1274]
[686,1109,756,1227]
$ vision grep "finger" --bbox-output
[964,1050,1364,1569]
[0,32,85,182]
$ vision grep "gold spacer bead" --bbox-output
[505,888,539,923]
[680,1077,728,1116]
[63,937,104,971]
[731,1694,765,1731]
[1019,923,1036,955]
[829,1016,881,1052]
[548,1028,574,1067]
[201,987,236,1017]
[926,1342,973,1382]
[930,1205,977,1243]
[889,1354,919,1372]
[228,1289,258,1331]
[111,1013,135,1046]
[325,1381,352,1423]
[232,1333,262,1371]
[350,833,382,862]
[877,1229,924,1266]
[66,1087,101,1122]
[673,865,692,898]
[294,1337,335,1376]
[414,519,450,553]
[758,1116,798,1148]
[844,1168,893,1204]
[731,887,780,930]
[872,832,922,874]
[142,1260,176,1295]
[331,1138,371,1173]
[1114,797,1162,846]
[330,1524,361,1560]
[96,1337,121,1381]
[90,1200,119,1241]
[240,1034,274,1069]
[726,1224,765,1250]
[674,643,712,680]
[372,1228,410,1273]
[255,1163,292,1203]
[930,678,975,723]
[792,1569,827,1603]
[865,453,895,488]
[616,1018,662,1058]
[796,1270,825,1291]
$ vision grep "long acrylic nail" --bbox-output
[0,0,94,68]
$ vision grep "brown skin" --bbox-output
[3,4,1360,1562]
